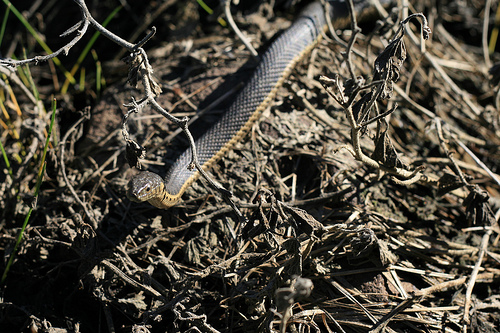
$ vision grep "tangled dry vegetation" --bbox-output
[0,0,499,332]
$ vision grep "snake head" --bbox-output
[127,171,164,202]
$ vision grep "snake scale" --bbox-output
[128,0,384,209]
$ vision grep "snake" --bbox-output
[128,0,386,209]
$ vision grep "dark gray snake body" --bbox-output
[128,1,380,209]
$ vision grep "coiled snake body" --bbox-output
[128,0,381,209]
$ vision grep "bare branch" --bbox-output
[319,8,433,185]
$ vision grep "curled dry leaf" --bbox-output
[351,91,374,124]
[124,52,162,97]
[436,172,466,196]
[125,140,146,169]
[282,238,303,276]
[371,121,409,170]
[463,186,496,226]
[124,52,142,89]
[281,204,327,239]
[373,35,407,100]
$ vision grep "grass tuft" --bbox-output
[0,98,57,285]
[60,5,122,94]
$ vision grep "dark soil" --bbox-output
[1,0,499,332]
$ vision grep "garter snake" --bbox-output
[128,0,387,209]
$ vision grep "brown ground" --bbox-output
[0,0,499,332]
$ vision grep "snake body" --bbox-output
[128,0,379,209]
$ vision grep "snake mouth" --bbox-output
[127,187,144,202]
[126,182,146,202]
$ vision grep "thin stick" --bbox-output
[223,0,259,59]
[462,228,493,327]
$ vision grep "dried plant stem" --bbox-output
[414,272,495,298]
[462,228,493,327]
[344,0,362,80]
[322,0,349,48]
[403,16,482,118]
[60,109,99,230]
[321,76,422,183]
[433,119,469,186]
[483,0,492,68]
[223,0,259,59]
[101,259,165,299]
[454,137,500,187]
[318,9,435,186]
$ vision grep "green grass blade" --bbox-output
[92,49,104,97]
[0,4,10,46]
[196,0,226,26]
[0,136,12,177]
[38,99,56,177]
[197,0,214,14]
[0,98,57,285]
[22,49,40,101]
[79,67,85,92]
